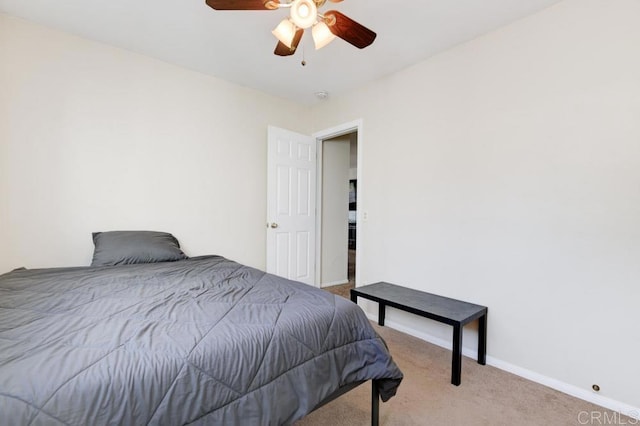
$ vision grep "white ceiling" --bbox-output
[0,0,562,105]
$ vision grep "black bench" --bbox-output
[351,282,488,386]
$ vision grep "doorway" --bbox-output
[313,120,363,292]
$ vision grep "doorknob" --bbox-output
[270,223,279,229]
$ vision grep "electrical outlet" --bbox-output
[362,211,369,222]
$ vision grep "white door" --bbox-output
[266,126,316,286]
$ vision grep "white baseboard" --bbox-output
[365,313,640,420]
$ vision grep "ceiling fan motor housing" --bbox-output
[290,0,318,29]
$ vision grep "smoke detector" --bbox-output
[315,91,329,100]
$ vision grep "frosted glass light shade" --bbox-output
[312,21,336,50]
[290,0,317,29]
[272,19,297,48]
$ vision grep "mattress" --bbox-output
[0,255,402,425]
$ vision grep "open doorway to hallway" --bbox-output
[319,131,358,297]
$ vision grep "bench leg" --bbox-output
[371,380,380,426]
[378,302,386,326]
[350,291,357,304]
[452,323,462,386]
[478,314,487,365]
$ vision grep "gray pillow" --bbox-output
[91,231,188,267]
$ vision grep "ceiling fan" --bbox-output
[205,0,377,57]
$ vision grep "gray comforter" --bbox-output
[0,256,402,425]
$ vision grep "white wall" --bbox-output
[349,132,358,180]
[2,0,640,413]
[311,0,640,410]
[320,136,350,286]
[0,14,310,272]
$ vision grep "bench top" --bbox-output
[352,282,487,325]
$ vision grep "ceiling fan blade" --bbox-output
[324,10,376,49]
[274,28,304,56]
[205,0,272,10]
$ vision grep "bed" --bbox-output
[0,239,403,425]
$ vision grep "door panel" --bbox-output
[296,231,310,280]
[275,233,290,277]
[267,126,316,286]
[297,169,310,215]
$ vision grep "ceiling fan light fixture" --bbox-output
[272,18,297,48]
[312,21,336,50]
[290,0,317,29]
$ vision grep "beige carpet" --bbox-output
[323,282,353,300]
[297,287,623,426]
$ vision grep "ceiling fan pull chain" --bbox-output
[301,43,307,66]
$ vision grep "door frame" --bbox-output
[312,119,364,288]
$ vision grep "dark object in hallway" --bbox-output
[349,179,357,249]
